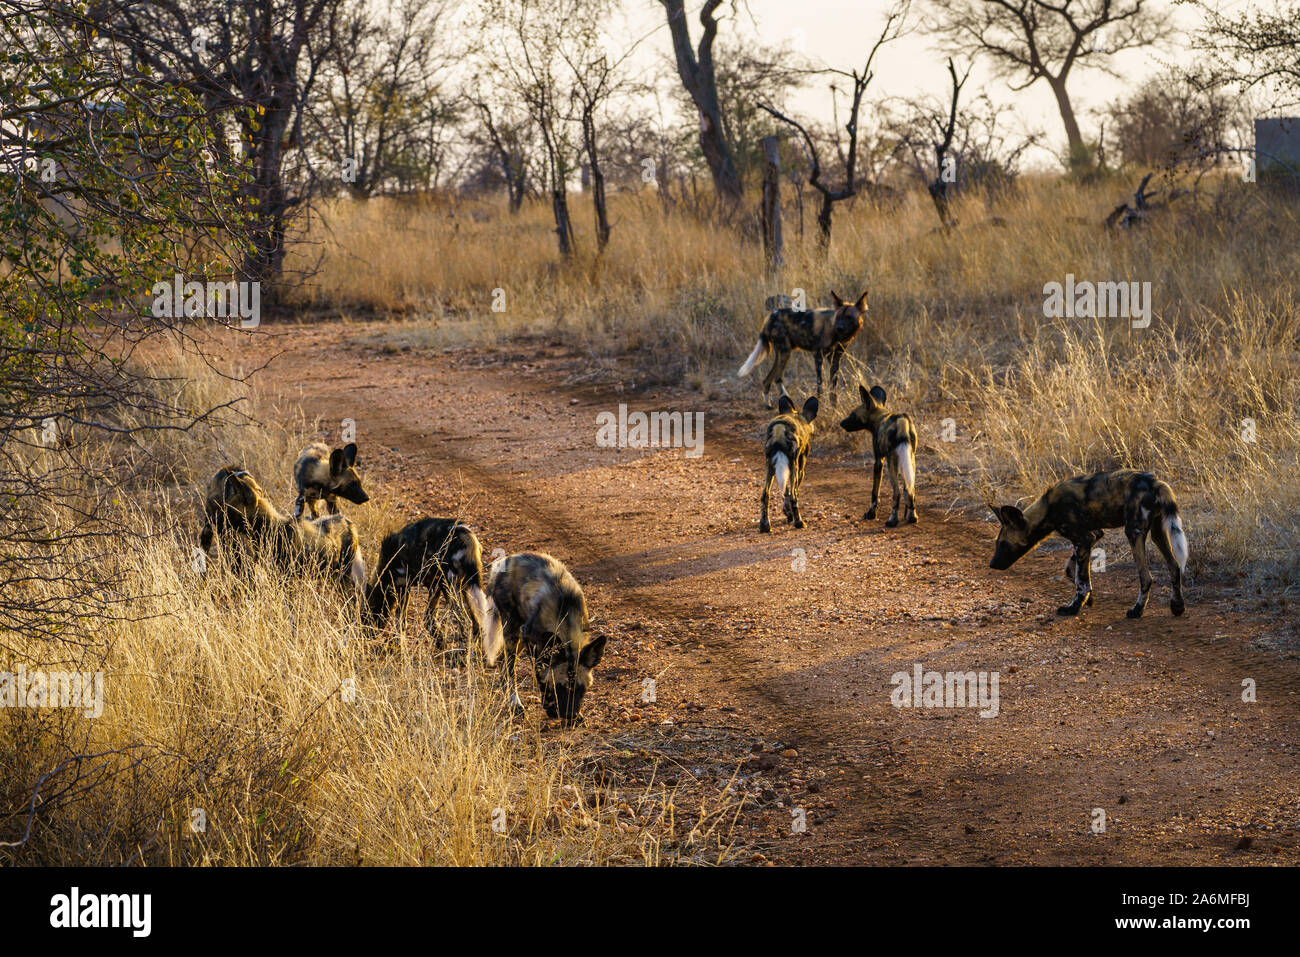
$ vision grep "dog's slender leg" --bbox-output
[759,465,774,533]
[1058,540,1093,615]
[827,346,844,403]
[292,494,306,519]
[500,630,524,715]
[1065,529,1102,581]
[904,445,918,523]
[326,494,339,516]
[865,455,883,520]
[1150,519,1186,616]
[762,349,787,407]
[790,454,806,529]
[813,351,825,397]
[885,455,901,527]
[423,587,446,648]
[768,350,793,401]
[1126,524,1153,619]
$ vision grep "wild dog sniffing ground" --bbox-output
[220,321,1300,866]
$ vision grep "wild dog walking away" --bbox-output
[737,290,868,406]
[840,384,918,526]
[198,466,367,595]
[988,469,1188,618]
[365,518,492,655]
[293,442,369,518]
[482,552,606,723]
[759,394,818,533]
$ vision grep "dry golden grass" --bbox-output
[0,350,735,865]
[291,177,1300,588]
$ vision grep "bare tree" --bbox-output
[465,92,533,212]
[658,0,743,204]
[87,0,346,287]
[887,84,1040,217]
[314,0,458,198]
[759,1,910,249]
[562,3,640,252]
[926,0,1172,168]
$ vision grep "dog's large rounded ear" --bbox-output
[869,384,887,404]
[997,505,1027,529]
[329,447,345,474]
[777,395,795,415]
[801,396,819,421]
[858,382,871,404]
[855,290,868,309]
[986,501,1001,521]
[579,633,608,668]
[343,442,358,467]
[830,289,844,306]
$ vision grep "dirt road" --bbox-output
[231,322,1300,865]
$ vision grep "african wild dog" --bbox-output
[365,518,492,656]
[988,469,1188,618]
[840,384,918,526]
[198,466,366,595]
[293,442,369,518]
[737,290,868,406]
[759,395,818,533]
[482,552,606,724]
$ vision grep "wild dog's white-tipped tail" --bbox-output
[772,451,791,498]
[467,583,491,635]
[350,553,367,594]
[480,597,505,666]
[1165,513,1188,570]
[738,338,769,377]
[897,442,915,492]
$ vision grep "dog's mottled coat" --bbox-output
[482,552,605,723]
[759,394,818,533]
[839,383,918,526]
[293,442,369,519]
[988,468,1188,618]
[365,518,491,654]
[738,291,867,406]
[199,466,366,594]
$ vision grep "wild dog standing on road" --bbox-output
[737,290,868,406]
[839,384,918,527]
[198,466,366,596]
[293,442,369,518]
[988,469,1188,618]
[482,552,606,724]
[365,518,492,655]
[759,394,818,533]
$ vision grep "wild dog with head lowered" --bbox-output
[759,394,818,533]
[988,469,1188,618]
[481,552,606,724]
[293,442,369,518]
[198,466,366,595]
[839,383,918,526]
[365,518,492,655]
[737,290,867,406]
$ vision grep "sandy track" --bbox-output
[229,323,1300,865]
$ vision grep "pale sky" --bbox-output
[611,0,1229,170]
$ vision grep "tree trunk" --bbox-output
[760,136,783,271]
[552,188,574,259]
[1047,74,1086,163]
[660,0,743,205]
[583,112,610,252]
[816,192,833,249]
